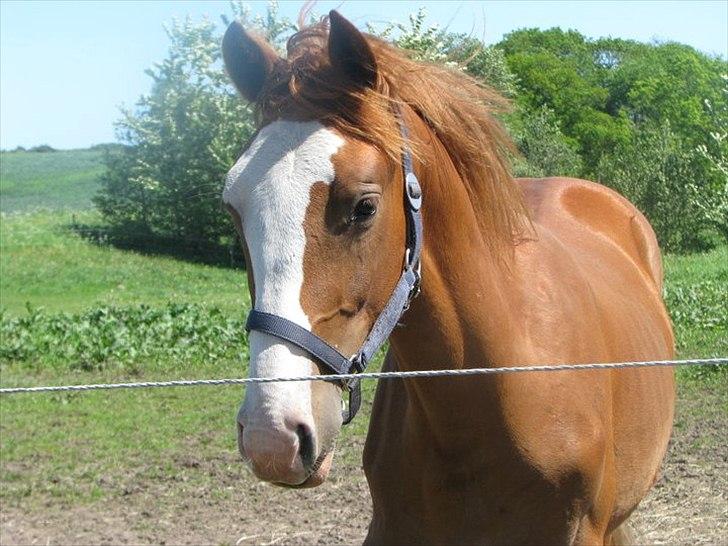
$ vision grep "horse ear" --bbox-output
[222,20,280,102]
[328,10,378,89]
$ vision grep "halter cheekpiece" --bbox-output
[245,109,423,424]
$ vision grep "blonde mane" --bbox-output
[255,18,531,253]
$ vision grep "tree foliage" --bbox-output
[499,27,727,251]
[375,8,518,96]
[695,75,728,241]
[508,105,583,178]
[95,2,293,249]
[96,5,727,254]
[597,121,717,251]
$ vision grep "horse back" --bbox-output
[514,177,674,360]
[518,177,665,293]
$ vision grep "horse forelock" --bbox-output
[253,17,532,255]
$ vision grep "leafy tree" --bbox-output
[695,74,728,241]
[597,121,719,252]
[508,105,582,177]
[499,28,633,172]
[375,8,517,96]
[602,42,726,149]
[499,27,727,251]
[28,144,56,153]
[498,29,727,177]
[96,5,726,255]
[95,2,294,250]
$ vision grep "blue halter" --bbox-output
[245,112,423,424]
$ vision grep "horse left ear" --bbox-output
[223,20,280,102]
[328,10,378,89]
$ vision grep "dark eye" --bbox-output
[349,197,378,224]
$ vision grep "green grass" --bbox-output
[663,246,728,381]
[0,150,105,212]
[0,379,244,503]
[0,210,248,314]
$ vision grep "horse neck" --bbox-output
[389,113,519,427]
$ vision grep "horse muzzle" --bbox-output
[237,409,332,487]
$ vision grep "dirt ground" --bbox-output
[2,386,725,546]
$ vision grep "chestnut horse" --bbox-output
[221,11,675,545]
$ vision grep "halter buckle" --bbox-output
[349,353,366,375]
[403,249,422,302]
[405,173,422,211]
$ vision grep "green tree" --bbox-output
[96,6,726,255]
[603,43,726,144]
[499,28,633,172]
[498,28,727,178]
[508,105,582,177]
[597,121,719,252]
[95,2,294,250]
[375,8,517,96]
[695,74,728,241]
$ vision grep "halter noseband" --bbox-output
[245,111,423,424]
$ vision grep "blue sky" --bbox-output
[1,1,727,150]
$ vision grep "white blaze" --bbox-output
[223,120,345,429]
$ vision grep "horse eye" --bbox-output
[350,197,378,223]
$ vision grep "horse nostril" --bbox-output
[296,424,316,469]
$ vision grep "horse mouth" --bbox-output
[276,446,335,489]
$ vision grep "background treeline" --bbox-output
[95,3,728,254]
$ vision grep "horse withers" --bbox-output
[221,11,675,545]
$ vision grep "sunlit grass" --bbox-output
[664,246,728,382]
[0,210,249,315]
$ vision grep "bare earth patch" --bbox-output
[2,385,725,545]
[630,383,727,545]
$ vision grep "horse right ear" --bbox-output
[222,21,280,102]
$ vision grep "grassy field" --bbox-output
[0,210,248,315]
[0,149,726,543]
[0,149,105,212]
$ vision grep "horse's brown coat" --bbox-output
[352,110,674,544]
[222,11,675,544]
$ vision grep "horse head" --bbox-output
[221,11,408,487]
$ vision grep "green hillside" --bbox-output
[0,149,105,212]
[0,210,247,315]
[0,147,246,314]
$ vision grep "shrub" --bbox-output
[28,144,56,153]
[597,121,722,252]
[695,75,728,242]
[0,304,248,373]
[374,8,518,97]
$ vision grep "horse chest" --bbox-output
[364,375,608,544]
[366,456,580,545]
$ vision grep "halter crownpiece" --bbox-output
[245,109,423,424]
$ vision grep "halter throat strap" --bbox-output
[245,111,423,424]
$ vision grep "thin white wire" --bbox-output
[0,358,725,394]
